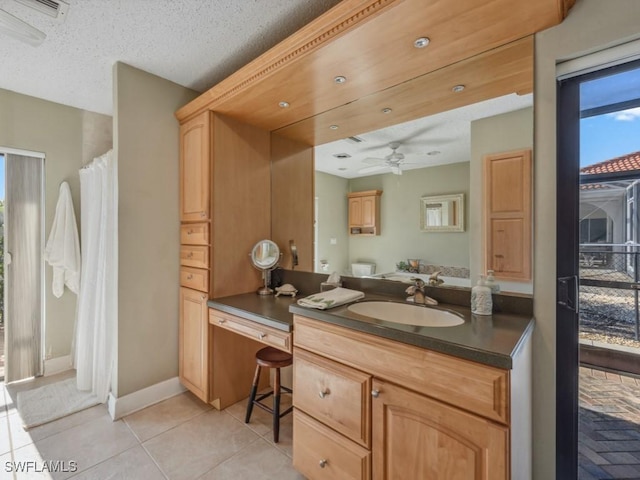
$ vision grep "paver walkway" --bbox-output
[580,366,640,479]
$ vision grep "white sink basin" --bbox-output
[347,301,464,327]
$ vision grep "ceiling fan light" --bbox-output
[0,8,46,46]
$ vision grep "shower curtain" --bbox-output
[74,150,117,403]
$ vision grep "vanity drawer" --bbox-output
[180,266,209,292]
[209,309,292,353]
[180,222,209,245]
[180,245,209,268]
[293,410,370,480]
[294,348,371,448]
[294,315,509,425]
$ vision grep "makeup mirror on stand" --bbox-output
[250,239,281,295]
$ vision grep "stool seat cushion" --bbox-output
[256,346,293,368]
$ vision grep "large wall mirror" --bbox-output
[271,37,535,294]
[312,94,534,292]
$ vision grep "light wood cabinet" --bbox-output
[371,379,508,479]
[180,112,210,222]
[348,190,382,235]
[292,314,531,480]
[483,149,532,281]
[178,111,272,403]
[179,287,210,402]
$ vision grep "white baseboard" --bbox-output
[107,377,186,420]
[44,355,73,377]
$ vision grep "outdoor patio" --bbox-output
[579,366,640,479]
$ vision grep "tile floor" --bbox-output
[0,373,302,479]
[6,365,638,479]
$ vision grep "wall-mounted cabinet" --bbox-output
[483,149,532,281]
[348,190,382,236]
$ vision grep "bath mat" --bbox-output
[17,377,101,429]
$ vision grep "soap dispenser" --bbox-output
[471,275,492,316]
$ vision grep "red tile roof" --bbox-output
[581,151,640,175]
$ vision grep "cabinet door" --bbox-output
[179,287,210,402]
[372,379,508,480]
[349,197,363,228]
[180,112,210,222]
[361,195,376,227]
[483,149,531,281]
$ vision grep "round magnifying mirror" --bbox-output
[250,240,281,295]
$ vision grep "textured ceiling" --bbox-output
[0,0,341,115]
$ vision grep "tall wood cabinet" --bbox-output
[178,111,271,404]
[483,149,532,281]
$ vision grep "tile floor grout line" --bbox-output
[131,407,211,444]
[139,441,171,480]
[193,435,268,480]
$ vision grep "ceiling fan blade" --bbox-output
[395,124,437,144]
[358,165,389,174]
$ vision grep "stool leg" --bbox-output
[273,367,281,443]
[245,365,261,423]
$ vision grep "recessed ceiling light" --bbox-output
[382,107,392,114]
[334,76,347,84]
[414,37,430,48]
[329,125,339,130]
[452,85,465,93]
[278,101,290,108]
[427,150,441,156]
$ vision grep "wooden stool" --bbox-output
[245,346,293,443]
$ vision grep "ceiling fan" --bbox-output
[358,142,415,176]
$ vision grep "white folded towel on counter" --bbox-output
[297,287,365,310]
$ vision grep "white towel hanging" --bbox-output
[44,181,81,297]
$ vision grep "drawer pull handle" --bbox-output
[187,274,193,280]
[187,252,193,258]
[319,459,327,469]
[200,212,206,217]
[318,389,330,399]
[371,389,380,398]
[187,229,193,235]
[258,333,266,340]
[218,319,225,325]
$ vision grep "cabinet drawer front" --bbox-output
[180,245,209,268]
[180,267,209,292]
[293,410,370,480]
[209,309,292,353]
[180,222,209,245]
[294,315,509,425]
[294,349,371,448]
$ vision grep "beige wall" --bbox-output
[534,1,640,478]
[315,172,350,274]
[113,63,198,397]
[0,88,111,360]
[347,162,470,274]
[470,107,533,294]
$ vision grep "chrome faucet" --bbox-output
[405,278,438,306]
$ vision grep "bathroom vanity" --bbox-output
[207,285,532,480]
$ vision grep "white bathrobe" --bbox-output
[44,181,81,297]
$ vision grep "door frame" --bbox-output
[556,56,640,479]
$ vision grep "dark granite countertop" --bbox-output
[208,291,533,370]
[289,292,533,370]
[208,293,295,332]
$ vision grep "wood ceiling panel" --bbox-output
[176,0,567,133]
[274,36,533,146]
